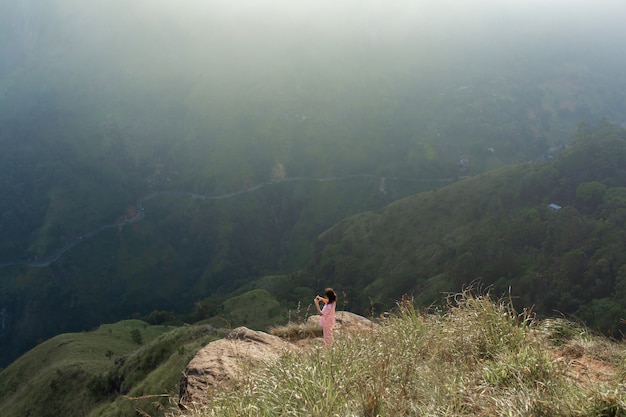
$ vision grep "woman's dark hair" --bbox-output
[324,288,337,304]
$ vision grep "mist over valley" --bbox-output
[1,0,626,368]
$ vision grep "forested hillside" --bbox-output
[309,121,626,335]
[2,0,626,367]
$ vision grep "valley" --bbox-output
[1,0,626,374]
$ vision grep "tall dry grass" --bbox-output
[169,290,626,417]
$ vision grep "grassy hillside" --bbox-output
[3,289,624,417]
[0,288,290,417]
[308,122,626,335]
[0,320,216,417]
[174,290,626,417]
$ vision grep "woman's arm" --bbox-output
[315,295,328,315]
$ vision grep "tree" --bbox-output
[577,298,626,337]
[576,181,606,211]
[602,187,626,226]
[130,329,143,345]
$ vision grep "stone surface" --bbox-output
[307,310,378,334]
[178,326,298,406]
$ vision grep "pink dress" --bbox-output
[320,302,336,327]
[320,302,336,346]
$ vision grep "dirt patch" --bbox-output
[555,348,617,387]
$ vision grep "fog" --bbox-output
[2,0,626,192]
[5,0,626,72]
[2,0,626,368]
[2,0,626,176]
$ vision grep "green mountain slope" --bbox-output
[0,176,435,367]
[2,0,626,263]
[309,122,626,334]
[2,0,626,366]
[0,286,287,417]
[0,319,218,417]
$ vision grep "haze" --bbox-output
[4,0,626,93]
[2,0,626,368]
[2,0,626,252]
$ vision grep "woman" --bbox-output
[315,288,337,347]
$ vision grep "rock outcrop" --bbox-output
[307,310,378,335]
[179,311,376,407]
[178,326,298,406]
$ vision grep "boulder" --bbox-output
[178,326,298,407]
[307,310,379,334]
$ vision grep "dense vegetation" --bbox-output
[2,0,626,370]
[308,121,626,336]
[0,176,437,366]
[2,1,626,415]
